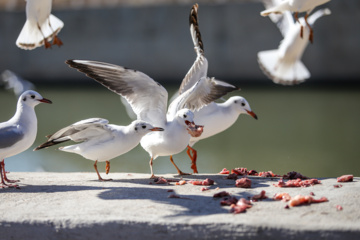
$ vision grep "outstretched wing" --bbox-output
[66,60,168,127]
[179,3,208,95]
[168,77,238,119]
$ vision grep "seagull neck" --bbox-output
[12,101,36,123]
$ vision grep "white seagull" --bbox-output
[179,4,257,173]
[34,118,164,181]
[260,0,331,43]
[16,0,64,50]
[65,59,236,178]
[0,90,52,188]
[258,1,331,85]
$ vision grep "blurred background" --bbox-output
[0,0,359,178]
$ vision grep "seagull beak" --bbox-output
[150,127,164,131]
[246,110,258,120]
[39,98,52,104]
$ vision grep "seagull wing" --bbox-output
[306,8,331,26]
[262,0,295,37]
[66,60,168,127]
[179,3,208,95]
[168,77,238,119]
[0,125,24,149]
[35,118,111,150]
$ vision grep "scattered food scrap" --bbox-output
[251,190,268,201]
[175,180,186,185]
[201,187,210,191]
[282,171,308,180]
[336,205,343,211]
[288,195,328,207]
[154,177,168,184]
[188,178,215,186]
[230,198,252,214]
[337,174,353,182]
[220,196,239,206]
[235,177,252,188]
[231,168,249,176]
[258,171,281,178]
[333,184,343,188]
[219,168,230,174]
[273,192,292,202]
[274,178,321,188]
[226,173,238,180]
[213,191,230,198]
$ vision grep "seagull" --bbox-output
[0,90,52,188]
[65,59,236,178]
[16,0,64,50]
[260,0,331,43]
[1,70,35,97]
[258,1,331,85]
[179,4,257,173]
[34,118,164,181]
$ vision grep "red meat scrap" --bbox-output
[274,178,321,188]
[250,190,268,202]
[235,177,252,188]
[220,196,238,206]
[231,168,248,176]
[219,168,230,174]
[230,198,252,214]
[213,191,230,198]
[282,171,309,180]
[288,195,328,207]
[273,192,292,202]
[337,175,353,182]
[258,171,281,178]
[188,178,215,186]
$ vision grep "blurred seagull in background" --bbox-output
[0,90,52,188]
[65,59,236,178]
[1,70,35,97]
[16,0,64,50]
[260,0,331,43]
[258,1,331,85]
[35,118,164,181]
[179,4,257,173]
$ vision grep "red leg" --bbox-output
[170,155,190,176]
[1,160,20,183]
[94,160,112,181]
[149,157,157,179]
[52,36,63,47]
[186,145,198,174]
[304,13,314,43]
[0,160,19,188]
[37,23,51,49]
[105,161,110,175]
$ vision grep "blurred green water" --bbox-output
[1,84,360,178]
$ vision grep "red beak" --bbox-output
[39,98,52,104]
[246,110,258,120]
[150,127,164,131]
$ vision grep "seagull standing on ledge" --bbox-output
[260,0,331,43]
[0,90,52,188]
[180,4,257,173]
[65,60,235,178]
[16,0,64,50]
[35,119,164,181]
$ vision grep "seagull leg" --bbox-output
[149,157,157,179]
[304,13,314,43]
[105,161,110,174]
[94,160,112,181]
[1,160,20,183]
[170,155,190,176]
[37,23,51,49]
[0,159,19,188]
[294,12,304,39]
[48,19,63,47]
[186,145,198,174]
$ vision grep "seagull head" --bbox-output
[19,90,52,108]
[133,120,164,135]
[229,96,257,120]
[177,108,204,137]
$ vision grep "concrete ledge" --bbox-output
[1,172,359,240]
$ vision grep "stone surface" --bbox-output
[0,172,359,239]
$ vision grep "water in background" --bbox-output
[1,84,360,178]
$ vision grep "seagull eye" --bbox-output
[241,102,246,107]
[31,95,35,99]
[23,97,27,101]
[183,114,187,118]
[234,100,237,103]
[135,127,138,131]
[142,125,146,129]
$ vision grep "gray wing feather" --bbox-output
[0,125,24,149]
[66,60,168,127]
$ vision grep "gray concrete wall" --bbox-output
[0,0,359,83]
